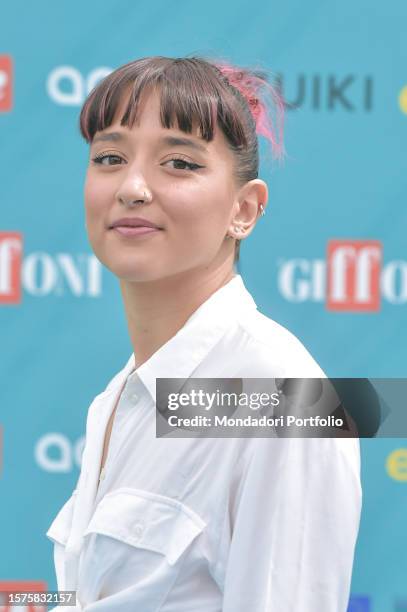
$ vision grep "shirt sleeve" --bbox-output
[221,436,362,612]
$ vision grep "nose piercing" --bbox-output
[123,191,151,206]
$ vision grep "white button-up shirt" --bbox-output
[46,274,362,611]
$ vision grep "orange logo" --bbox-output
[0,581,47,611]
[0,56,13,112]
[0,233,23,304]
[327,240,382,311]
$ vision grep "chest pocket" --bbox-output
[77,487,206,610]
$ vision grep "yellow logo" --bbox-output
[386,448,407,481]
[399,86,407,113]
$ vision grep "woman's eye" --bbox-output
[91,154,203,171]
[163,157,203,172]
[91,153,124,166]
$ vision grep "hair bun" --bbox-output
[215,61,286,162]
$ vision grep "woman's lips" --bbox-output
[112,226,162,236]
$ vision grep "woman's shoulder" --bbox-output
[229,308,326,378]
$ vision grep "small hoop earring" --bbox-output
[260,204,265,217]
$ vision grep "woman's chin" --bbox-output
[112,268,159,282]
[108,262,167,283]
[93,249,159,280]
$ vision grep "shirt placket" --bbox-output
[95,372,143,499]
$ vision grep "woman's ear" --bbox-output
[229,179,268,238]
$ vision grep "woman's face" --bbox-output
[84,87,239,282]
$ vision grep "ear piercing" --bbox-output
[226,203,266,240]
[226,226,244,240]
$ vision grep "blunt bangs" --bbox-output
[79,56,250,152]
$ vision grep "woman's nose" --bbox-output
[116,174,153,206]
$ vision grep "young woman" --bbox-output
[46,55,362,611]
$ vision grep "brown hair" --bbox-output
[79,55,286,264]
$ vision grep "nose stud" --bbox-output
[128,191,149,206]
[120,191,152,206]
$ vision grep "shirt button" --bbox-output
[133,522,144,537]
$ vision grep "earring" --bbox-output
[226,225,245,239]
[260,204,265,217]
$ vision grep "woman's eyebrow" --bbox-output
[160,136,208,154]
[93,131,124,144]
[92,131,208,153]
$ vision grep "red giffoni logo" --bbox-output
[327,240,382,311]
[0,233,23,304]
[0,581,47,612]
[0,56,13,112]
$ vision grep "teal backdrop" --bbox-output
[1,2,406,611]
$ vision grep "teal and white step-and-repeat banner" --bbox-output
[1,2,406,610]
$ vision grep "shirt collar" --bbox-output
[119,274,257,402]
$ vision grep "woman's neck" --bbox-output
[119,265,235,368]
